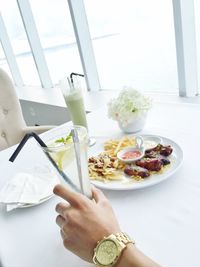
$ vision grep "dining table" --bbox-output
[0,98,200,267]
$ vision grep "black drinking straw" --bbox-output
[70,72,84,84]
[9,132,81,193]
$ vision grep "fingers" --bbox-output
[92,187,108,204]
[60,229,66,240]
[55,202,70,217]
[56,215,65,228]
[57,218,69,242]
[53,184,84,207]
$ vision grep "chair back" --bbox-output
[0,68,26,150]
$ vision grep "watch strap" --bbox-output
[115,232,134,246]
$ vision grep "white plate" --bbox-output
[0,164,60,210]
[88,135,183,190]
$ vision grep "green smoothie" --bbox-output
[64,89,88,129]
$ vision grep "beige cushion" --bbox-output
[0,69,27,150]
[0,68,53,151]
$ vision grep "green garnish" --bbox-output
[55,132,72,144]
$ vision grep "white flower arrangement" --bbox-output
[107,87,152,127]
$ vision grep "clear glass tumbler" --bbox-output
[42,125,92,198]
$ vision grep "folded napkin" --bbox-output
[0,165,59,211]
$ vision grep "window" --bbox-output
[0,0,40,85]
[84,0,178,92]
[0,0,199,97]
[0,44,11,75]
[29,0,83,84]
[0,0,83,87]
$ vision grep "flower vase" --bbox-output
[118,112,147,133]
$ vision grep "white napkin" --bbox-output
[0,166,59,211]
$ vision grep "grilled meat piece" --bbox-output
[160,145,173,156]
[124,166,150,178]
[145,150,158,158]
[145,152,171,166]
[136,158,163,171]
[159,156,170,165]
[145,144,162,154]
[145,144,173,157]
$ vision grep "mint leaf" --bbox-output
[65,132,72,142]
[55,132,72,144]
[55,137,65,143]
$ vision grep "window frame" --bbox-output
[0,0,199,97]
[17,0,53,89]
[172,0,198,97]
[0,13,24,86]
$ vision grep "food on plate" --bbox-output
[88,153,125,182]
[136,158,163,172]
[88,136,173,183]
[160,145,173,156]
[159,156,170,166]
[121,150,142,160]
[124,166,150,179]
[104,136,136,156]
[145,144,173,157]
[134,144,173,172]
[142,136,162,150]
[117,146,145,164]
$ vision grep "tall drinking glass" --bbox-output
[59,76,96,146]
[42,125,92,199]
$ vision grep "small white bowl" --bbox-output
[117,147,145,164]
[142,135,162,150]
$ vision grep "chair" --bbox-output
[0,68,53,151]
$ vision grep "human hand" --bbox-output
[53,184,121,262]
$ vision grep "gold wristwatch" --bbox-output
[93,232,134,267]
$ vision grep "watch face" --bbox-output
[96,240,118,265]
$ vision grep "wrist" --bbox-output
[114,243,137,267]
[115,243,161,267]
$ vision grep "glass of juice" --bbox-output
[59,75,96,146]
[60,76,88,128]
[42,125,92,199]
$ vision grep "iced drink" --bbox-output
[42,126,92,198]
[59,77,88,130]
[64,89,88,130]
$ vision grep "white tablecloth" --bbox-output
[0,101,200,267]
